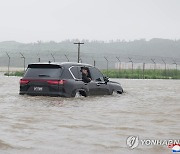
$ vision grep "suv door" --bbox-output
[89,67,109,95]
[69,66,94,96]
[71,66,102,96]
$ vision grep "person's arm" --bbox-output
[82,73,91,83]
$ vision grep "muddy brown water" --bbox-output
[0,73,179,154]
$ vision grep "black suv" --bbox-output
[19,62,123,97]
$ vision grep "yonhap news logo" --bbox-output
[126,136,139,149]
[126,136,180,150]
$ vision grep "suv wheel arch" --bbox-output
[71,89,87,97]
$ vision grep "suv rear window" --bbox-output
[24,64,62,78]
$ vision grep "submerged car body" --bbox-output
[19,62,123,97]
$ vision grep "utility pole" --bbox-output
[74,42,84,63]
[20,52,25,72]
[116,56,121,78]
[51,53,55,62]
[6,52,10,76]
[64,54,69,62]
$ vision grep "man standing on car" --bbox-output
[81,67,91,83]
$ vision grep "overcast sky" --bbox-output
[0,0,180,43]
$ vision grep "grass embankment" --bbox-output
[102,69,180,79]
[4,71,24,77]
[4,69,180,79]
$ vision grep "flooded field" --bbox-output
[0,73,179,154]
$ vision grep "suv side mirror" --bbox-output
[103,76,109,83]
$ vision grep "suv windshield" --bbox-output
[24,64,62,79]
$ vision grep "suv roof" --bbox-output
[28,62,93,69]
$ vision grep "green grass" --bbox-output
[4,71,24,77]
[4,69,180,79]
[101,69,180,79]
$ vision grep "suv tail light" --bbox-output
[47,80,66,85]
[20,79,29,85]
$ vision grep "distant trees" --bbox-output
[0,38,180,58]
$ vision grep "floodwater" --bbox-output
[0,73,179,154]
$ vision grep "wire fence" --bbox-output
[0,51,180,78]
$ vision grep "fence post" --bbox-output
[128,57,133,77]
[104,57,109,76]
[51,53,55,62]
[172,59,177,76]
[143,62,145,79]
[6,52,10,76]
[91,57,96,67]
[151,59,156,71]
[162,59,167,77]
[37,53,40,62]
[93,60,96,67]
[64,54,69,62]
[20,52,25,72]
[116,57,121,78]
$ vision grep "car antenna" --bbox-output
[48,61,51,64]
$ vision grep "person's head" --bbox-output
[81,67,88,75]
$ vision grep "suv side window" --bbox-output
[70,66,82,79]
[89,67,104,82]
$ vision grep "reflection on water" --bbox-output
[0,74,179,154]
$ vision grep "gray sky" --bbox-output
[0,0,180,43]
